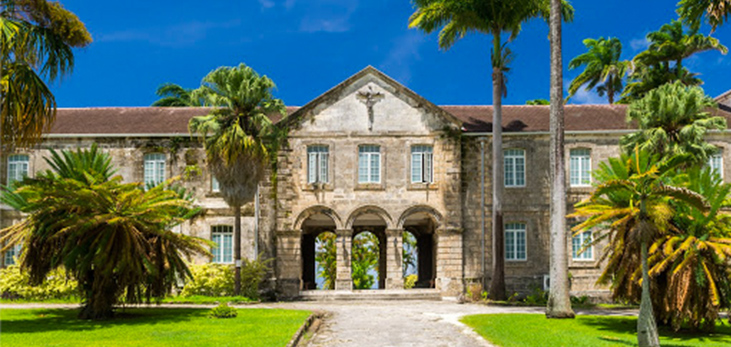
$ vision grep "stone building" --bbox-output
[2,67,730,299]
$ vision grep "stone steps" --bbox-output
[298,289,442,301]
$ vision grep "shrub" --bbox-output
[180,258,271,300]
[208,303,238,319]
[239,257,272,300]
[404,274,418,289]
[0,265,78,301]
[522,286,548,306]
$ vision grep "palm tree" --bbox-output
[567,37,630,104]
[571,149,706,347]
[621,64,702,103]
[678,0,731,31]
[525,99,550,105]
[546,0,574,319]
[0,145,209,319]
[152,83,202,107]
[188,63,286,295]
[0,0,92,152]
[408,0,573,301]
[620,81,726,165]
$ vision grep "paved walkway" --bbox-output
[1,300,637,347]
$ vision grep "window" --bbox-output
[7,155,29,185]
[572,231,593,260]
[504,149,526,187]
[211,225,233,263]
[505,223,527,260]
[358,145,381,183]
[709,152,723,178]
[212,177,220,192]
[570,149,592,187]
[144,153,166,187]
[307,145,329,183]
[3,244,22,266]
[411,145,433,183]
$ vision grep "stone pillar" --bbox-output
[275,229,301,299]
[435,227,464,296]
[385,229,404,289]
[335,229,353,290]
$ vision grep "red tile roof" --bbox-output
[49,105,731,135]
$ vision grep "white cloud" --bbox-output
[378,32,425,83]
[629,37,650,52]
[258,0,275,9]
[564,79,606,105]
[97,20,241,47]
[298,0,358,33]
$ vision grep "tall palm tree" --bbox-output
[620,81,726,165]
[678,0,731,31]
[546,0,574,319]
[188,63,286,295]
[567,37,630,104]
[0,145,209,319]
[0,0,92,152]
[152,83,202,107]
[571,149,706,347]
[408,0,573,301]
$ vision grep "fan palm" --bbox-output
[152,83,202,107]
[634,20,727,72]
[568,37,630,104]
[0,145,210,319]
[1,0,91,152]
[571,149,706,346]
[188,63,286,295]
[408,0,573,301]
[678,0,731,31]
[620,81,726,165]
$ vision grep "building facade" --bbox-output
[2,67,730,299]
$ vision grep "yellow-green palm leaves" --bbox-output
[1,0,91,151]
[678,0,731,31]
[0,145,210,319]
[568,37,630,104]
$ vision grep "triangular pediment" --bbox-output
[282,66,461,135]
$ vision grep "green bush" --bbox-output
[0,265,78,301]
[404,274,418,289]
[522,286,548,306]
[180,258,271,300]
[208,303,238,319]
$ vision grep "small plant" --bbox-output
[208,303,238,319]
[404,274,418,289]
[571,295,591,306]
[522,286,548,306]
[480,290,488,301]
[508,292,520,303]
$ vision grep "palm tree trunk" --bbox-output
[607,80,615,104]
[489,30,506,301]
[546,0,575,319]
[234,204,242,296]
[638,240,660,347]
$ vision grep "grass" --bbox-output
[0,297,80,304]
[0,307,311,347]
[461,314,731,347]
[161,295,256,304]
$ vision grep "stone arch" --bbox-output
[345,205,394,230]
[294,205,343,231]
[397,205,443,229]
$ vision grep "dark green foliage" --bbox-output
[315,232,336,290]
[568,37,630,104]
[678,0,731,31]
[352,232,379,290]
[208,303,238,319]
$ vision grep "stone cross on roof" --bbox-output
[357,86,384,131]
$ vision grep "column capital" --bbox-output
[335,229,353,237]
[275,229,300,237]
[435,227,463,235]
[386,228,404,237]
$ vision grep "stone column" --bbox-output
[335,229,353,291]
[385,229,404,290]
[435,227,464,296]
[275,229,301,299]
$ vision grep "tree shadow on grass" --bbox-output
[579,315,731,346]
[1,308,205,334]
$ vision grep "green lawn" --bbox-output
[461,314,731,347]
[0,308,311,347]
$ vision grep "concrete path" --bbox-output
[0,301,637,347]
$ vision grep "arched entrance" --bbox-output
[347,206,391,290]
[298,207,340,290]
[399,206,440,289]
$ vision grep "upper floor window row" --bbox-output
[411,145,433,184]
[308,145,329,184]
[358,145,381,183]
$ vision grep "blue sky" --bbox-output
[52,0,731,107]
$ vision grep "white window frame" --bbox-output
[144,153,166,188]
[709,152,724,178]
[307,145,329,184]
[411,145,434,183]
[358,145,381,184]
[569,148,592,187]
[211,177,220,192]
[505,222,527,261]
[504,149,526,187]
[7,154,29,186]
[572,230,593,261]
[3,244,22,266]
[211,225,233,264]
